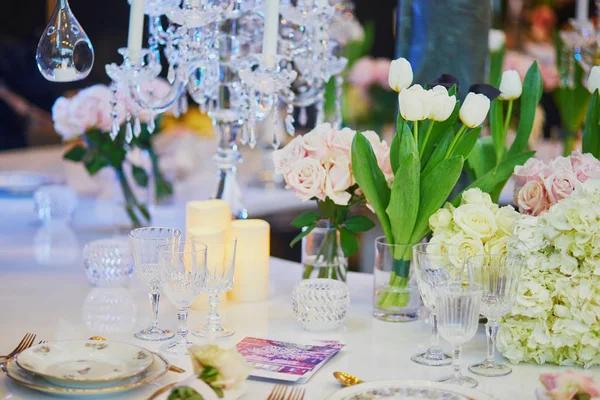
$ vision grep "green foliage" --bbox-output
[344,215,375,233]
[167,386,205,400]
[63,145,86,162]
[489,46,505,87]
[339,227,359,257]
[583,90,600,158]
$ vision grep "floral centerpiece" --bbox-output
[273,123,379,280]
[167,345,251,399]
[538,370,600,400]
[498,179,600,367]
[52,82,173,227]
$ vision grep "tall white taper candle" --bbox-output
[127,0,145,64]
[262,0,280,69]
[576,0,589,21]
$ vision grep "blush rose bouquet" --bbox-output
[273,123,380,280]
[513,151,600,216]
[538,370,600,400]
[52,81,173,227]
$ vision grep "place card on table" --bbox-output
[236,337,345,383]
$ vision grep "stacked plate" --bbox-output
[4,340,169,397]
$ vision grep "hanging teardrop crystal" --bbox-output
[110,117,120,140]
[147,114,156,133]
[167,64,176,84]
[36,0,94,82]
[125,115,134,143]
[240,124,249,145]
[285,114,295,135]
[180,95,189,115]
[298,107,308,126]
[133,117,142,137]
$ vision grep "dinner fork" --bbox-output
[267,384,288,400]
[286,387,305,400]
[0,333,36,362]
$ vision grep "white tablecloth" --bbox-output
[0,146,599,400]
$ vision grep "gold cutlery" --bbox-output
[0,333,36,363]
[286,387,305,400]
[333,371,364,387]
[267,384,288,400]
[147,382,177,400]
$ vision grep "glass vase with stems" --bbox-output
[466,254,523,377]
[412,243,466,365]
[301,220,348,281]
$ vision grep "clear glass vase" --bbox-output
[373,237,421,322]
[301,220,347,281]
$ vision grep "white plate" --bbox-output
[16,340,154,387]
[4,352,168,397]
[0,171,49,195]
[326,380,498,400]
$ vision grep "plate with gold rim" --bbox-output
[15,340,154,388]
[326,380,498,400]
[4,353,169,397]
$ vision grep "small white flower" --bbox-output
[499,70,523,101]
[428,85,456,122]
[489,29,506,52]
[388,57,413,92]
[459,92,490,128]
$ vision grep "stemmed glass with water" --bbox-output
[411,243,466,366]
[467,254,523,377]
[129,227,181,341]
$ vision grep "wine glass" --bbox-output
[436,282,483,388]
[192,237,237,339]
[129,227,181,341]
[411,243,466,366]
[467,254,523,377]
[157,240,208,355]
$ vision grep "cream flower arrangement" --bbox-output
[429,188,521,267]
[498,179,600,368]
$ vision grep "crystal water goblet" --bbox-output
[157,240,208,355]
[467,254,523,377]
[411,243,466,366]
[129,227,181,341]
[192,237,237,339]
[436,282,483,388]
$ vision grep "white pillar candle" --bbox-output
[53,60,78,82]
[186,199,232,235]
[228,219,270,302]
[577,0,589,21]
[262,0,280,69]
[127,0,145,64]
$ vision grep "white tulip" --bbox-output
[388,57,413,92]
[587,66,600,94]
[499,70,523,100]
[459,92,490,128]
[398,84,430,121]
[428,85,456,121]
[489,29,506,53]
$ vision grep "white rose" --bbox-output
[388,57,413,92]
[587,65,600,94]
[325,155,353,206]
[428,85,456,122]
[328,127,356,158]
[190,345,252,390]
[459,92,490,128]
[429,208,454,232]
[495,205,520,236]
[446,232,485,268]
[285,157,327,201]
[272,136,306,175]
[52,97,84,141]
[484,235,509,255]
[489,29,506,52]
[460,188,495,209]
[398,84,430,121]
[499,70,523,101]
[453,203,498,240]
[302,123,333,163]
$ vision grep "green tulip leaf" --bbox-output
[467,136,496,180]
[489,98,505,161]
[422,128,453,176]
[452,126,481,160]
[583,90,600,158]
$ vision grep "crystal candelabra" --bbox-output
[103,0,356,218]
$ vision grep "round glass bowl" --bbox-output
[292,278,350,332]
[83,239,134,285]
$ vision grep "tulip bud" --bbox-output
[428,85,457,122]
[459,93,490,128]
[388,57,413,92]
[398,84,431,121]
[499,70,523,100]
[587,66,600,94]
[489,29,506,53]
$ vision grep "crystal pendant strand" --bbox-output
[333,75,343,129]
[285,103,295,135]
[109,84,120,140]
[271,107,282,149]
[125,113,134,143]
[133,116,142,137]
[147,111,156,133]
[315,91,325,125]
[248,90,257,149]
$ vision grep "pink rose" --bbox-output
[285,157,326,201]
[576,163,600,182]
[551,156,575,174]
[348,57,378,89]
[362,130,392,178]
[514,157,546,187]
[544,170,578,203]
[302,123,332,163]
[540,370,600,400]
[325,155,353,206]
[328,127,356,158]
[52,97,84,140]
[272,136,306,175]
[69,85,114,132]
[517,178,550,216]
[373,58,392,88]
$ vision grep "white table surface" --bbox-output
[0,146,599,400]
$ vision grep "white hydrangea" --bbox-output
[498,179,600,368]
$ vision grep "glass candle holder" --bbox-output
[83,238,134,285]
[34,185,77,224]
[292,278,350,332]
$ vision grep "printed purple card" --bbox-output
[236,337,345,382]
